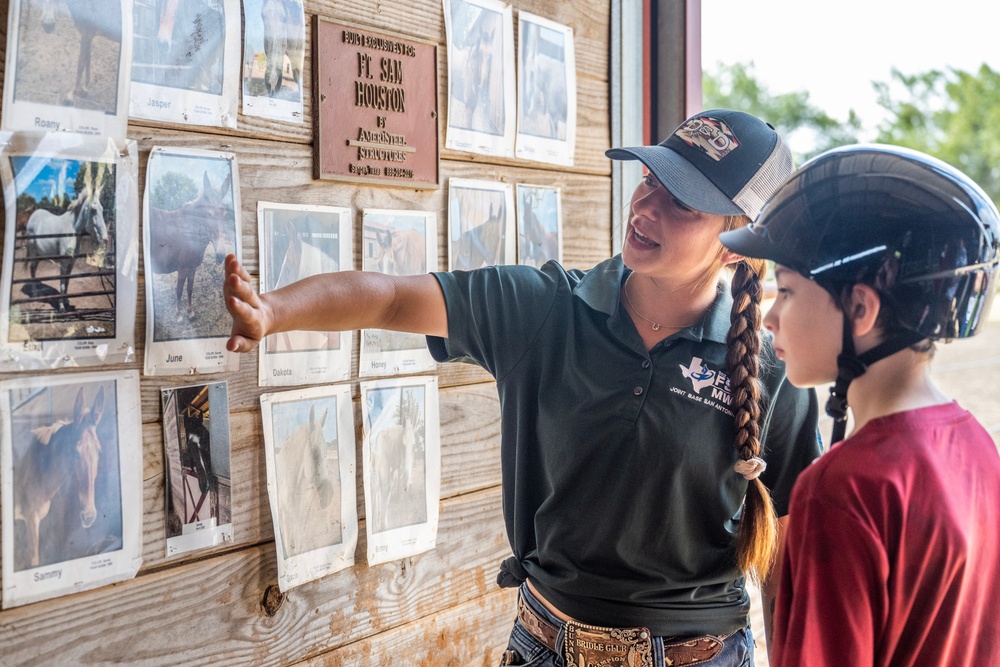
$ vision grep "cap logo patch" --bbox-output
[674,117,739,161]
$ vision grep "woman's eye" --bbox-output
[643,174,657,187]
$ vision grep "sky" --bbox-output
[701,0,1000,141]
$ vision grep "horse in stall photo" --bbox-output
[148,170,231,324]
[275,403,340,558]
[13,386,106,570]
[25,162,110,313]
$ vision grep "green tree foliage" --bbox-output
[151,171,199,211]
[875,64,1000,204]
[702,62,862,163]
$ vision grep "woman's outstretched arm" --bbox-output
[223,254,449,352]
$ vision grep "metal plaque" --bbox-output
[314,17,440,188]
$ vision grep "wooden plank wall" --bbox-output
[0,0,613,664]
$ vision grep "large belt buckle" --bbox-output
[563,619,653,667]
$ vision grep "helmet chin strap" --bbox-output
[826,313,927,444]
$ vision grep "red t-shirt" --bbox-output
[772,402,1000,667]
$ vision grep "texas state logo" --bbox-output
[675,356,734,416]
[673,117,739,161]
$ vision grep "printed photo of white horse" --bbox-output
[271,398,342,559]
[8,157,116,342]
[365,385,427,534]
[8,380,123,572]
[516,184,561,268]
[12,0,124,113]
[264,211,341,354]
[146,154,236,342]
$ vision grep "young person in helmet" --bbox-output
[225,110,822,666]
[720,143,1000,666]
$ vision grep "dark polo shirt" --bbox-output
[427,256,821,636]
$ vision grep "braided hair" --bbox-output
[722,215,777,582]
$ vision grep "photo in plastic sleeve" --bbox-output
[359,209,437,378]
[0,133,139,371]
[447,177,515,271]
[261,384,358,592]
[1,370,143,609]
[1,0,133,137]
[361,376,440,566]
[443,0,515,158]
[515,12,576,166]
[516,184,562,268]
[129,0,240,128]
[241,0,305,123]
[160,381,233,557]
[258,202,353,388]
[142,147,240,376]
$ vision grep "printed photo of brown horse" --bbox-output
[146,156,236,342]
[13,0,124,112]
[10,381,123,571]
[447,0,506,135]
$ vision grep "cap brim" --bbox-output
[718,226,783,263]
[606,145,745,217]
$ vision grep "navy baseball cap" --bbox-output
[606,109,793,220]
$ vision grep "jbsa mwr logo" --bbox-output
[678,356,733,404]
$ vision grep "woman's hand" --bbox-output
[223,254,271,352]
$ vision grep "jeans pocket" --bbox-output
[500,620,559,666]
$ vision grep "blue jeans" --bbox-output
[500,585,755,667]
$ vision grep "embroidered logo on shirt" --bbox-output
[675,357,734,416]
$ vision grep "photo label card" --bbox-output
[160,381,234,557]
[261,384,358,592]
[1,370,143,608]
[0,133,139,371]
[258,202,353,387]
[361,376,441,566]
[142,147,240,376]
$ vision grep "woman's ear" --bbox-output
[720,248,743,267]
[848,284,882,337]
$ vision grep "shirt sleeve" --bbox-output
[759,371,823,517]
[425,263,563,379]
[772,487,887,667]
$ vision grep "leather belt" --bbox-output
[515,593,731,667]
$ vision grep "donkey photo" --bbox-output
[11,381,123,571]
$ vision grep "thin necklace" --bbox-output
[622,273,696,331]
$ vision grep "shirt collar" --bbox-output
[574,255,734,345]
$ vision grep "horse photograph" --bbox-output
[448,178,516,271]
[5,379,121,572]
[241,0,305,121]
[359,210,437,376]
[444,0,515,157]
[515,13,576,165]
[361,377,440,566]
[160,382,232,556]
[3,0,130,135]
[6,156,117,343]
[131,0,227,94]
[145,152,236,343]
[261,385,357,591]
[516,184,562,268]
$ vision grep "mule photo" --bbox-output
[148,166,233,338]
[12,384,122,571]
[448,3,505,135]
[366,387,426,534]
[274,402,342,558]
[13,0,123,112]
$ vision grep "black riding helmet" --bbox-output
[720,143,1000,442]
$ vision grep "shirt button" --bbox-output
[641,360,650,369]
[633,386,644,396]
